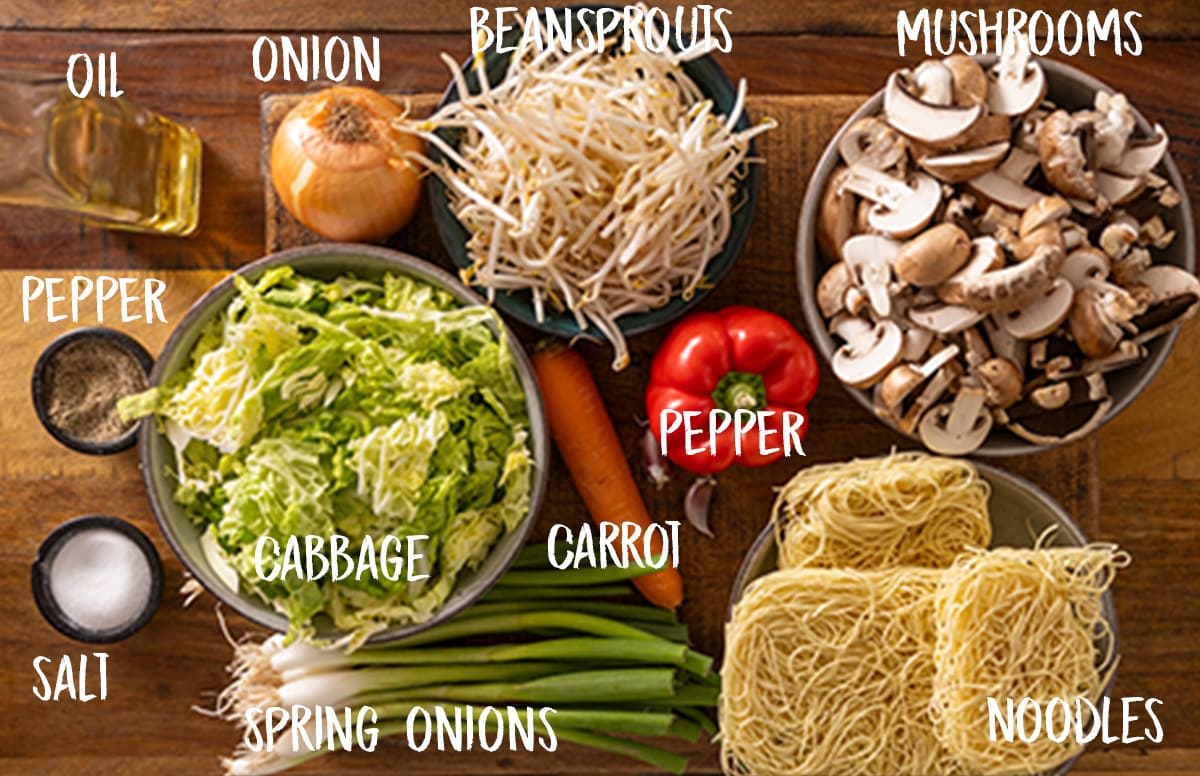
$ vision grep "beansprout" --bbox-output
[402,27,775,369]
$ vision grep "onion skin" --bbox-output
[270,86,424,242]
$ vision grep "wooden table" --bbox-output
[1,3,1198,775]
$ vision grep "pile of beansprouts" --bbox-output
[403,29,774,369]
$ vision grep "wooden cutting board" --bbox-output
[0,92,1100,776]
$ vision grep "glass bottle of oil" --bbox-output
[0,70,201,236]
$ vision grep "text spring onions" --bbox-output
[402,38,775,369]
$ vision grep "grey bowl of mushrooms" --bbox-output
[797,36,1197,456]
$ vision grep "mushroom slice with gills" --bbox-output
[938,237,1004,304]
[1001,278,1074,340]
[1070,282,1139,358]
[986,33,1047,117]
[896,364,955,434]
[829,314,904,388]
[1038,110,1098,201]
[943,55,988,106]
[919,384,994,455]
[909,302,985,335]
[1109,124,1169,177]
[883,71,983,146]
[920,141,1010,183]
[841,167,942,238]
[817,166,857,262]
[960,243,1065,314]
[842,234,900,317]
[894,223,972,286]
[838,117,908,170]
[1005,372,1112,446]
[879,345,961,410]
[1129,265,1200,343]
[1061,248,1111,291]
[976,357,1023,408]
[817,261,855,318]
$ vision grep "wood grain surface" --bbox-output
[0,8,1198,776]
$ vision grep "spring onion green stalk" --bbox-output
[215,543,718,776]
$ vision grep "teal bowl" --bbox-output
[426,4,760,341]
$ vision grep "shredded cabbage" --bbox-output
[121,267,533,648]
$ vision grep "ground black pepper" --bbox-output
[42,338,147,442]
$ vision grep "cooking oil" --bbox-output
[0,72,201,236]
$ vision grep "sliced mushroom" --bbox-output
[884,71,983,145]
[984,315,1027,365]
[1006,372,1111,445]
[1038,110,1097,200]
[976,357,1023,408]
[830,315,904,388]
[919,385,993,455]
[986,33,1046,117]
[909,302,985,335]
[1096,171,1146,206]
[1069,282,1139,358]
[872,176,941,237]
[817,166,856,262]
[920,141,1010,183]
[894,223,972,286]
[1110,124,1169,177]
[838,117,908,171]
[1001,278,1074,340]
[1060,248,1110,290]
[896,364,955,434]
[1129,265,1200,343]
[840,167,942,238]
[911,60,954,106]
[960,243,1065,314]
[842,234,900,317]
[879,345,961,409]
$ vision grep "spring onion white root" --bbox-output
[402,29,775,369]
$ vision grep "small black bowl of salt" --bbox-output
[31,326,154,455]
[32,515,163,643]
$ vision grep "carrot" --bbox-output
[531,342,684,610]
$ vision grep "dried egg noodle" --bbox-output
[773,452,992,570]
[720,567,967,776]
[403,24,773,369]
[932,546,1128,775]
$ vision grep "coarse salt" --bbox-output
[48,528,152,633]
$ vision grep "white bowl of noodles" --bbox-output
[723,454,1120,776]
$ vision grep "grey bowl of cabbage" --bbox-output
[125,245,549,647]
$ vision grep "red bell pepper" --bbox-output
[646,306,818,475]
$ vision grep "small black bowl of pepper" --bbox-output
[31,327,154,455]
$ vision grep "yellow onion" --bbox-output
[270,86,424,242]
